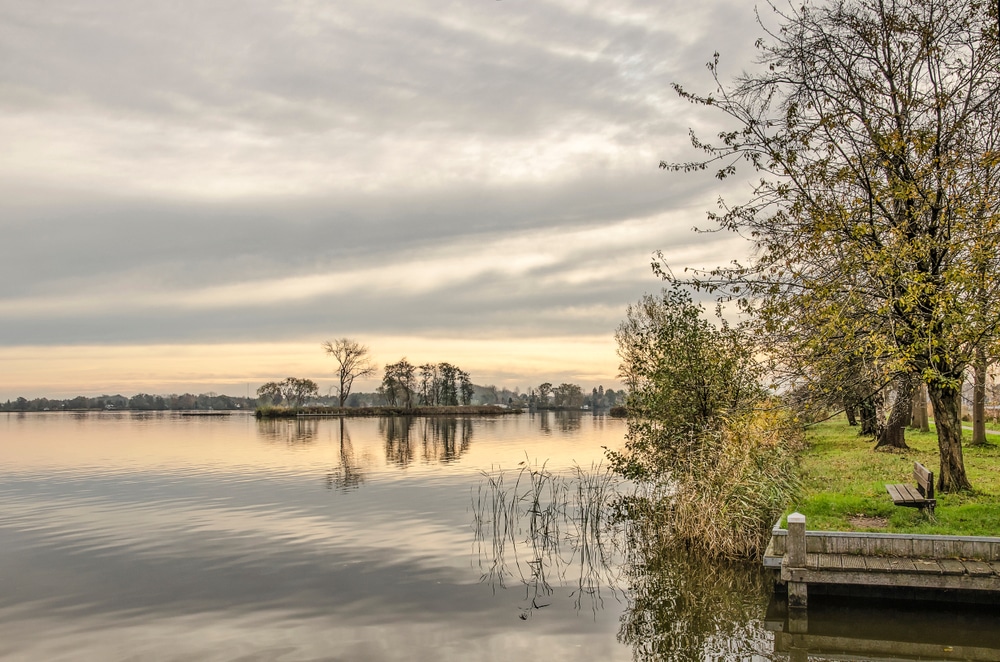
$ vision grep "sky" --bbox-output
[1,0,761,400]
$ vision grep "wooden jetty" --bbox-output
[764,593,1000,662]
[764,513,1000,607]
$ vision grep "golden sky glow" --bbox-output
[0,335,621,400]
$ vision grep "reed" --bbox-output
[472,458,624,618]
[629,408,804,561]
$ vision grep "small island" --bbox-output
[256,404,522,419]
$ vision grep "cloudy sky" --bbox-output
[1,0,760,399]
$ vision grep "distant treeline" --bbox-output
[1,393,256,412]
[3,382,625,413]
[259,405,522,419]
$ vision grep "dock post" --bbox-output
[786,512,808,609]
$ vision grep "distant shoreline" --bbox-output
[255,405,524,419]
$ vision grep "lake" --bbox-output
[3,411,1000,661]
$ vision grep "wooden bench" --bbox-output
[886,462,936,515]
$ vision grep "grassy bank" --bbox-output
[787,417,1000,536]
[255,405,522,419]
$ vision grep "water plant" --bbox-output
[472,458,624,618]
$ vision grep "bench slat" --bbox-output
[885,485,906,503]
[900,484,925,502]
[913,461,934,494]
[886,483,928,505]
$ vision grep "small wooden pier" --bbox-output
[764,594,1000,661]
[764,513,1000,607]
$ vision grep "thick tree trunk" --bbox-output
[876,377,913,449]
[926,385,973,493]
[909,382,929,432]
[972,349,987,446]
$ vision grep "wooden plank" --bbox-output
[841,554,867,570]
[891,537,913,557]
[939,559,966,575]
[885,483,900,502]
[888,558,917,572]
[911,559,943,574]
[816,553,842,569]
[913,461,934,499]
[935,540,959,558]
[886,482,931,505]
[806,553,820,568]
[788,565,1000,591]
[886,484,910,504]
[866,557,892,571]
[991,561,1000,575]
[912,538,935,557]
[964,560,994,577]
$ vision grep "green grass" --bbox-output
[786,417,1000,536]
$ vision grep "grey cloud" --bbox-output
[1,0,762,351]
[1,165,720,297]
[1,0,754,140]
[0,237,662,345]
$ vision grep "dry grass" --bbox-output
[618,408,804,562]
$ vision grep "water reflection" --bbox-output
[12,412,1000,661]
[531,410,592,434]
[379,416,474,466]
[618,539,773,661]
[420,417,474,463]
[381,416,416,466]
[256,418,320,445]
[473,461,624,621]
[768,594,1000,661]
[326,419,365,491]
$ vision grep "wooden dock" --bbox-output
[765,594,1000,661]
[765,513,1000,606]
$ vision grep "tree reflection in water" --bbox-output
[326,418,364,491]
[381,416,474,466]
[618,531,774,661]
[256,418,320,446]
[472,460,624,620]
[380,416,415,466]
[531,410,585,435]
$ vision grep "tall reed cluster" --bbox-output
[632,407,803,561]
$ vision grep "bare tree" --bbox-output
[322,338,377,407]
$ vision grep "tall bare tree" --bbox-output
[322,338,377,407]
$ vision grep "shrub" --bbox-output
[663,408,803,560]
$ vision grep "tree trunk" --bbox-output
[876,377,913,449]
[858,393,883,439]
[972,348,987,446]
[909,382,929,432]
[926,384,972,493]
[844,396,858,426]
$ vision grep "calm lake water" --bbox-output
[3,411,1000,662]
